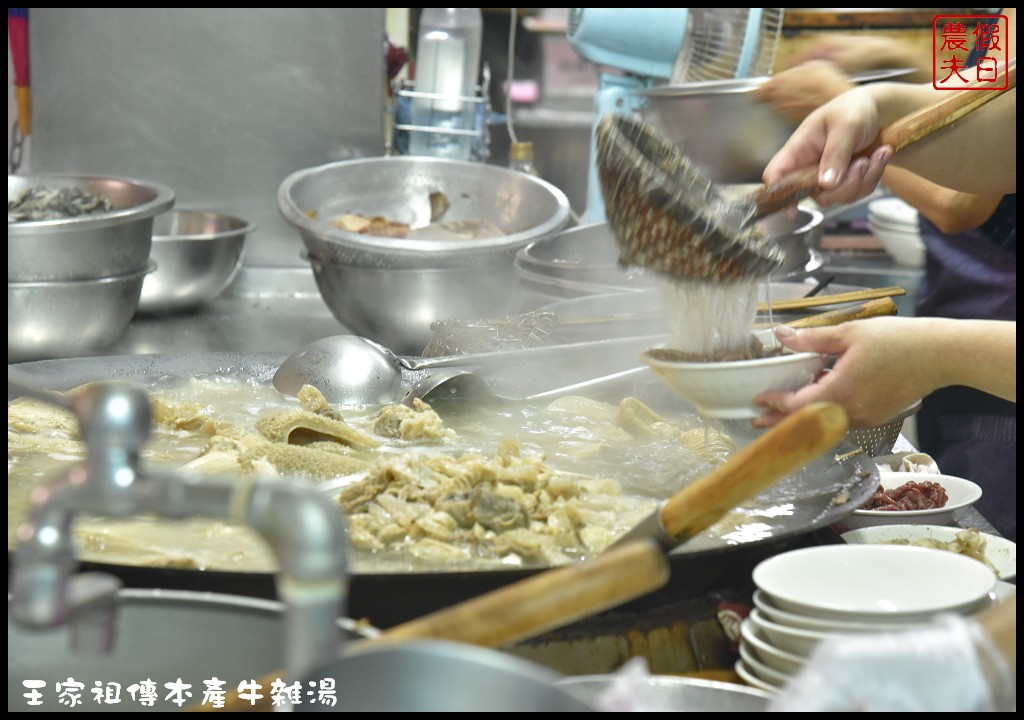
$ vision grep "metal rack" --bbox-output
[389,64,492,162]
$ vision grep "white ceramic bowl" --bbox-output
[840,524,1015,582]
[739,617,805,674]
[734,658,780,694]
[833,472,983,532]
[868,197,920,225]
[868,215,925,267]
[752,544,997,622]
[747,608,856,658]
[641,330,827,419]
[737,641,790,688]
[752,589,932,633]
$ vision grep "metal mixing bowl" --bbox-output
[638,77,795,184]
[138,209,254,313]
[8,173,175,282]
[638,69,916,184]
[279,157,572,353]
[8,262,154,362]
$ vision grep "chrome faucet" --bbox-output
[8,372,349,681]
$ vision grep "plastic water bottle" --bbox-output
[408,8,483,161]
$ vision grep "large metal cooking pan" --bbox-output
[8,352,877,625]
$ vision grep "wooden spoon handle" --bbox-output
[752,60,1017,219]
[660,402,849,540]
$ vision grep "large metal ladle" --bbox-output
[272,334,662,408]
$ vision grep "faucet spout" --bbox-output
[138,472,349,679]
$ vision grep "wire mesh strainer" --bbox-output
[423,310,561,356]
[846,400,922,457]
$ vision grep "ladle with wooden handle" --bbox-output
[596,59,1016,282]
[187,539,670,712]
[609,402,850,552]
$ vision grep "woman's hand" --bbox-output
[751,60,856,124]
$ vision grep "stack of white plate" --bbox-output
[735,544,999,693]
[867,197,925,267]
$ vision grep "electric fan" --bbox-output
[567,8,785,222]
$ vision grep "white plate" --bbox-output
[840,524,1015,582]
[752,544,998,622]
[833,472,983,532]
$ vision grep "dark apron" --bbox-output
[914,194,1016,541]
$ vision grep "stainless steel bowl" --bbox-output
[8,173,175,282]
[278,156,572,269]
[638,77,795,184]
[8,262,154,362]
[638,69,917,184]
[138,209,254,313]
[279,157,572,353]
[516,213,822,306]
[303,252,526,356]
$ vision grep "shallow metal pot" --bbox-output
[8,588,362,713]
[557,674,773,711]
[8,262,155,363]
[298,640,597,712]
[304,252,527,356]
[8,173,175,282]
[138,209,254,314]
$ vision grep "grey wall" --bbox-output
[20,8,386,267]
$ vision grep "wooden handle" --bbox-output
[370,539,669,647]
[753,60,1017,219]
[189,540,669,712]
[753,296,899,330]
[758,285,905,313]
[660,402,849,539]
[783,297,898,328]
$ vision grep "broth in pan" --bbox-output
[9,371,742,574]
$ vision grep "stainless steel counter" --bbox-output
[108,267,345,357]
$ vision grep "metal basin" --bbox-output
[7,589,363,713]
[298,640,597,712]
[557,674,773,711]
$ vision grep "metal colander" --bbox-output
[846,400,922,457]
